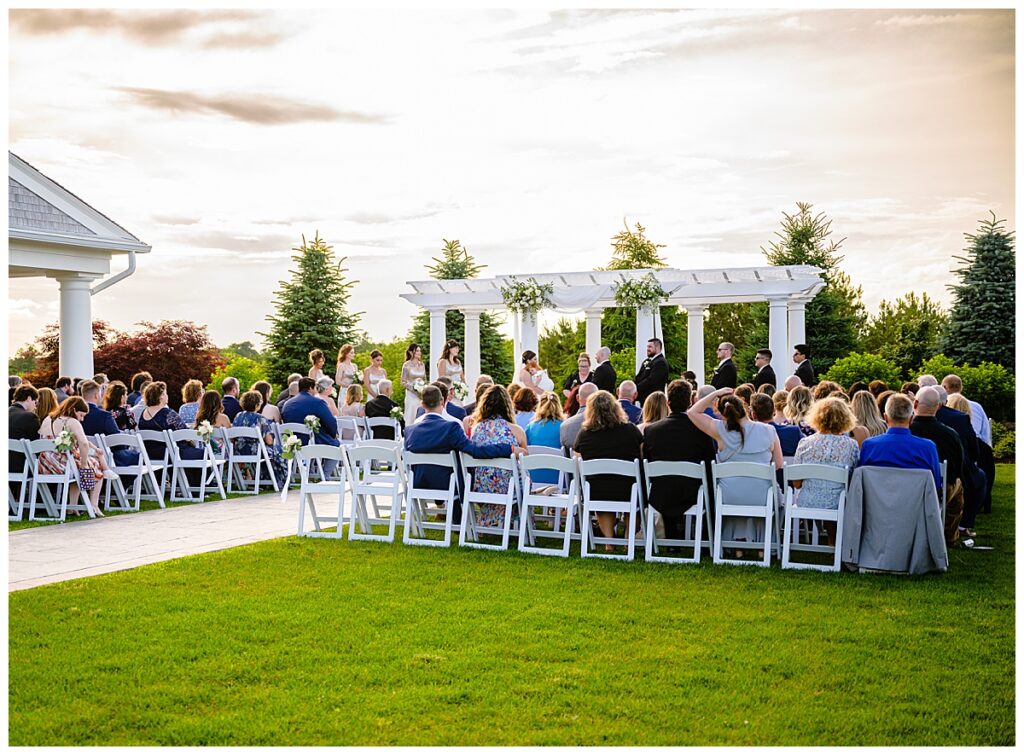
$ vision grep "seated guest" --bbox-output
[911,386,964,492]
[435,376,467,420]
[858,393,941,490]
[696,385,719,419]
[642,380,716,539]
[9,385,40,487]
[573,390,644,550]
[317,377,342,417]
[917,374,938,387]
[103,381,137,431]
[688,387,783,551]
[782,374,802,391]
[901,382,920,398]
[766,392,801,456]
[277,378,300,415]
[404,384,519,518]
[792,397,860,546]
[130,381,152,423]
[221,377,243,421]
[733,383,755,407]
[91,373,109,402]
[513,385,539,429]
[616,380,642,425]
[38,397,116,513]
[771,390,789,424]
[282,377,341,476]
[128,371,152,407]
[338,383,365,440]
[54,376,74,403]
[34,387,58,424]
[851,390,886,445]
[757,384,775,397]
[462,374,493,417]
[195,390,232,456]
[932,384,984,540]
[874,389,895,416]
[469,385,529,529]
[9,375,22,406]
[416,382,464,427]
[137,381,207,485]
[252,381,282,423]
[638,391,669,431]
[868,380,889,398]
[524,392,565,487]
[784,386,815,437]
[79,379,140,469]
[942,374,991,450]
[365,379,404,439]
[848,381,870,397]
[463,381,493,436]
[559,382,598,450]
[232,390,287,484]
[177,379,204,427]
[275,373,303,405]
[811,380,842,401]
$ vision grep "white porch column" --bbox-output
[57,274,96,378]
[511,311,521,379]
[520,311,539,358]
[653,307,663,344]
[787,298,807,378]
[686,305,705,385]
[768,297,789,382]
[428,308,446,380]
[584,309,602,358]
[461,309,482,388]
[635,307,655,373]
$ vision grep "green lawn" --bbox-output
[8,466,1015,745]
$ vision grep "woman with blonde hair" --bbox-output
[639,391,669,430]
[850,390,886,444]
[177,379,204,427]
[784,386,815,437]
[523,392,565,487]
[947,393,972,419]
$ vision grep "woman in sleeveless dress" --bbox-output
[363,349,387,401]
[339,384,365,440]
[437,340,465,406]
[38,396,114,514]
[335,344,359,390]
[468,385,525,529]
[401,343,426,426]
[308,349,327,382]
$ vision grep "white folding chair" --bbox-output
[578,458,645,561]
[294,445,347,538]
[279,423,317,491]
[782,463,850,572]
[363,417,403,441]
[167,429,227,502]
[643,460,711,564]
[459,453,520,551]
[26,439,97,521]
[223,426,280,494]
[402,451,459,548]
[100,433,165,511]
[524,444,569,530]
[518,454,580,557]
[337,417,364,447]
[939,459,948,525]
[86,436,132,512]
[8,439,33,521]
[344,444,404,542]
[712,461,778,567]
[136,429,172,499]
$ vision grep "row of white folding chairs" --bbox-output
[8,438,100,522]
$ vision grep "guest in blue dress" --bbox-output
[232,391,288,484]
[524,392,565,486]
[513,385,538,430]
[177,379,204,427]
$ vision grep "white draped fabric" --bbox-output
[548,285,612,313]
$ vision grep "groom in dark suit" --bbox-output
[711,342,738,389]
[634,338,670,408]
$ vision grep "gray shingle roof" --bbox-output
[9,177,97,237]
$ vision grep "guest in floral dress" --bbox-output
[38,397,114,514]
[102,381,137,431]
[177,379,204,427]
[784,386,816,437]
[232,391,287,484]
[793,397,860,546]
[469,385,526,529]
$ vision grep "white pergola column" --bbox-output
[635,307,655,373]
[461,308,482,387]
[768,297,790,381]
[584,309,602,358]
[787,298,807,378]
[428,308,446,380]
[511,311,521,378]
[520,311,539,359]
[686,306,705,385]
[57,274,97,378]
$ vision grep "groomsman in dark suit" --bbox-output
[711,342,738,389]
[752,349,777,391]
[592,346,617,393]
[792,344,816,387]
[634,338,670,408]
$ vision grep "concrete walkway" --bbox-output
[8,492,348,592]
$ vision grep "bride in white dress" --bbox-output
[401,343,426,425]
[516,350,553,396]
[437,340,466,406]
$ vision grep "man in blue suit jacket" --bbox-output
[404,385,519,518]
[860,393,942,490]
[80,380,139,467]
[282,377,341,476]
[617,380,642,424]
[221,377,243,422]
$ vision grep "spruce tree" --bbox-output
[942,213,1016,369]
[261,233,361,388]
[408,239,512,384]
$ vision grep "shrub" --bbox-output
[991,422,1015,461]
[207,357,270,397]
[919,355,1015,422]
[823,352,901,390]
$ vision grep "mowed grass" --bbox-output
[9,466,1015,746]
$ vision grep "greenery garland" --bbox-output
[500,277,554,315]
[613,273,668,311]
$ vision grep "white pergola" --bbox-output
[8,152,151,377]
[401,265,825,386]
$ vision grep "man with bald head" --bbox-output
[560,382,599,449]
[911,386,967,543]
[783,374,803,392]
[616,380,642,424]
[592,346,617,393]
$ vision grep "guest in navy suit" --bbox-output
[404,385,519,517]
[221,377,243,422]
[80,379,140,467]
[616,380,642,424]
[933,385,985,539]
[282,377,341,477]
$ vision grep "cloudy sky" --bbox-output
[7,8,1015,355]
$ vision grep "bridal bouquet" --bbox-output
[411,378,426,397]
[354,368,364,382]
[451,381,469,400]
[304,415,321,434]
[281,431,303,461]
[196,420,215,445]
[389,406,404,421]
[54,429,75,454]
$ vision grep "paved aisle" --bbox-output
[8,492,349,592]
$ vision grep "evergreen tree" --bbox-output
[539,317,586,388]
[860,292,948,378]
[941,213,1015,370]
[408,239,512,384]
[603,219,668,271]
[261,233,361,388]
[761,202,866,375]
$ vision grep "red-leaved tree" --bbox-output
[22,320,119,388]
